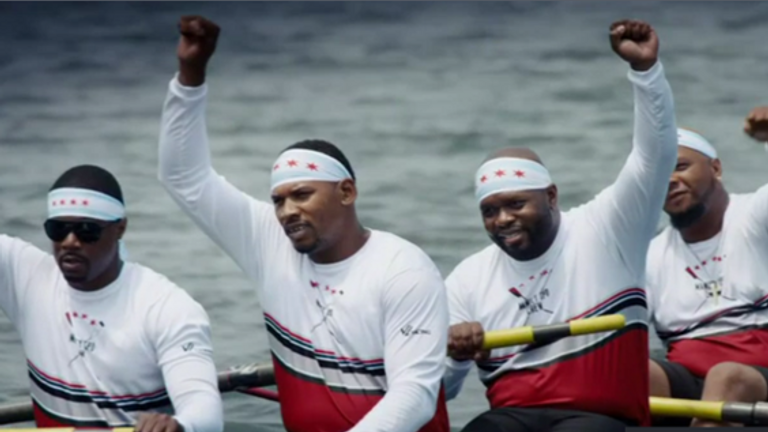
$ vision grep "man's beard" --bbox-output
[669,180,716,229]
[669,202,707,229]
[493,209,554,260]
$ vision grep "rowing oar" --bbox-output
[217,362,276,392]
[5,397,768,432]
[481,314,626,350]
[0,362,276,426]
[650,396,768,425]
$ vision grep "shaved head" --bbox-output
[484,147,544,165]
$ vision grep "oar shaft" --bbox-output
[650,397,768,425]
[217,362,275,392]
[482,314,626,350]
[0,362,276,426]
[0,402,33,425]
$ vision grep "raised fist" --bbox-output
[744,106,768,142]
[177,15,220,87]
[609,20,659,71]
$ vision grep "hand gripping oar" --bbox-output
[650,396,768,425]
[481,314,626,350]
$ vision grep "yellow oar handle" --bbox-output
[650,397,768,425]
[650,396,724,421]
[482,314,626,350]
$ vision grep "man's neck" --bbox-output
[70,259,123,292]
[311,221,370,264]
[679,191,729,244]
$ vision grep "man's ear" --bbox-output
[712,158,723,181]
[546,184,558,209]
[339,179,357,206]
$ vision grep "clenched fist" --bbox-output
[609,20,659,71]
[744,106,768,143]
[177,15,221,87]
[448,321,490,362]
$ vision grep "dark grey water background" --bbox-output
[1,1,767,430]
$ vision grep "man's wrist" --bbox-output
[178,63,206,87]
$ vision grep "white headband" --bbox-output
[270,149,352,192]
[47,187,128,259]
[475,157,553,203]
[48,188,125,221]
[677,128,717,159]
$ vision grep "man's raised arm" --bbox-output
[158,16,277,279]
[742,106,768,239]
[586,20,678,275]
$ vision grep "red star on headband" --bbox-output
[287,160,298,167]
[480,175,488,183]
[307,162,318,171]
[52,199,91,206]
[495,169,506,177]
[514,170,525,178]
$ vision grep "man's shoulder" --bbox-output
[369,229,440,271]
[646,225,676,270]
[447,243,499,282]
[127,262,208,319]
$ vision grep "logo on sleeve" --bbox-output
[182,342,195,352]
[400,324,431,336]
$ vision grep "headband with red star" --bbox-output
[475,157,553,203]
[271,149,353,191]
[47,187,129,258]
[48,188,125,221]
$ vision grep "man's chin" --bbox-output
[291,241,320,255]
[668,203,706,229]
[664,203,686,216]
[62,273,88,284]
[492,237,527,256]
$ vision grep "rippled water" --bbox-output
[1,2,767,430]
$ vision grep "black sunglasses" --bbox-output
[43,219,120,244]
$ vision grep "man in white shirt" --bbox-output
[0,164,223,432]
[157,15,449,432]
[647,114,768,427]
[443,20,677,431]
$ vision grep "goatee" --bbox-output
[669,202,707,229]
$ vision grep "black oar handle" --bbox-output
[217,362,276,392]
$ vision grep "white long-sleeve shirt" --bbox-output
[158,74,450,432]
[443,61,677,427]
[647,185,768,377]
[0,235,223,432]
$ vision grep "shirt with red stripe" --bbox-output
[443,61,678,427]
[158,74,450,432]
[0,235,222,431]
[647,187,768,377]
